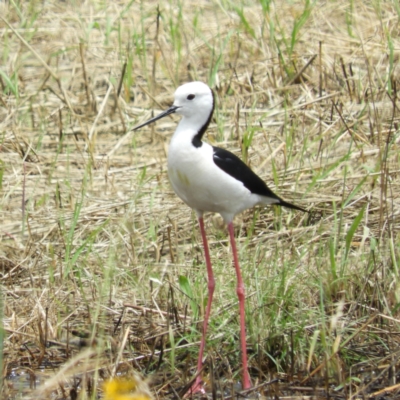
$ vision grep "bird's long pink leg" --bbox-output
[188,217,215,395]
[227,222,251,390]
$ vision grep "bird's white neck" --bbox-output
[170,116,205,147]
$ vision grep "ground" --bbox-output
[1,0,400,399]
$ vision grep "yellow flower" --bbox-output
[103,378,152,400]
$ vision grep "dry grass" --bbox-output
[1,0,400,398]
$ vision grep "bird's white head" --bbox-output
[133,82,214,139]
[172,81,213,119]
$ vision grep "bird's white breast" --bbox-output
[167,128,261,222]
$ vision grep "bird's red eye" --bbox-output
[187,94,195,100]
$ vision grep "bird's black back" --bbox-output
[212,146,306,212]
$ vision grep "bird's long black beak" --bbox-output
[132,105,179,131]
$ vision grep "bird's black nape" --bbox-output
[192,89,215,148]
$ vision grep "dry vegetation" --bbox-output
[1,0,400,398]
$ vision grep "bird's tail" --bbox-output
[278,199,307,213]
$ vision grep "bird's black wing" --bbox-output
[212,147,278,197]
[212,146,306,212]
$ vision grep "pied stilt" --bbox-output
[133,82,306,394]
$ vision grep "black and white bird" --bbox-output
[133,81,306,394]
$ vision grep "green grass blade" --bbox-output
[178,275,198,318]
[345,206,365,260]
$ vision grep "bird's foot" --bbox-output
[183,377,206,398]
